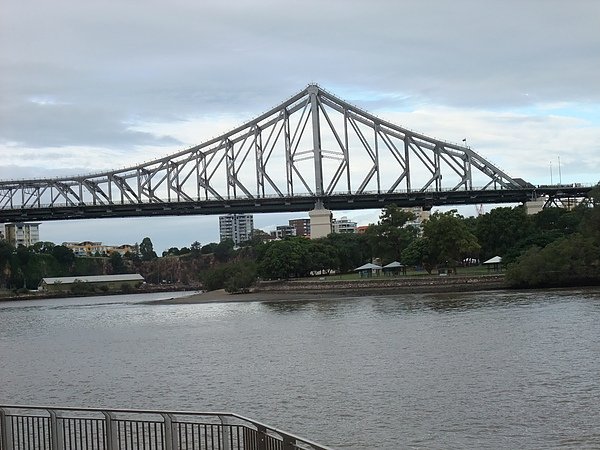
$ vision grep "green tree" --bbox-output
[224,261,257,293]
[251,229,272,246]
[201,266,229,291]
[190,241,202,257]
[109,252,127,274]
[0,240,14,287]
[507,184,600,288]
[323,233,371,273]
[139,237,157,261]
[257,237,312,279]
[31,241,56,254]
[475,206,533,260]
[365,205,418,263]
[200,260,257,293]
[401,238,435,273]
[51,245,75,268]
[307,240,339,274]
[507,235,600,287]
[214,239,235,263]
[422,210,480,271]
[201,242,219,254]
[162,247,180,257]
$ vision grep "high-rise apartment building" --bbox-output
[271,225,297,239]
[219,214,254,246]
[332,216,357,234]
[4,222,40,247]
[403,207,430,234]
[288,218,311,237]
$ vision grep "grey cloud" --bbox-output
[1,0,599,171]
[0,95,182,148]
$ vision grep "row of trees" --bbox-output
[204,187,600,290]
[0,240,135,290]
[2,186,598,292]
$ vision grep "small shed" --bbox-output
[383,261,406,276]
[354,263,382,278]
[39,274,145,292]
[483,256,503,272]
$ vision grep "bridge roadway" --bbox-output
[0,185,591,223]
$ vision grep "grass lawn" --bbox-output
[313,265,501,281]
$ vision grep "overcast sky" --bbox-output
[1,0,599,252]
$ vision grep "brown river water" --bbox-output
[1,288,599,449]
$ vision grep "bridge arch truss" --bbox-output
[0,85,527,221]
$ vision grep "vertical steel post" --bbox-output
[374,124,381,193]
[466,155,473,190]
[404,137,412,192]
[282,434,295,450]
[0,408,14,450]
[102,411,118,450]
[48,409,64,450]
[344,108,351,193]
[218,416,231,450]
[434,144,442,191]
[284,109,293,196]
[255,425,267,450]
[161,413,178,450]
[308,85,324,196]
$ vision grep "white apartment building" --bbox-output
[219,214,254,246]
[403,207,430,233]
[271,225,297,239]
[332,216,357,234]
[3,223,40,247]
[62,241,138,257]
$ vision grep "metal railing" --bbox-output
[0,405,333,450]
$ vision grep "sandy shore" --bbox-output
[145,274,508,305]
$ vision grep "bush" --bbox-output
[201,260,257,293]
[70,280,95,295]
[224,263,257,294]
[120,283,134,294]
[506,234,600,288]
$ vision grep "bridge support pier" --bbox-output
[524,198,545,215]
[308,201,332,239]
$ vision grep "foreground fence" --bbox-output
[0,405,332,450]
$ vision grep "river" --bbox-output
[1,288,599,449]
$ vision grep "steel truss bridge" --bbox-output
[0,85,592,223]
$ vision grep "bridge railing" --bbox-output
[0,185,536,211]
[0,405,333,450]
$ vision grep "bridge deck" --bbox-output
[0,186,591,223]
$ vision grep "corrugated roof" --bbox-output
[483,256,502,264]
[383,261,404,268]
[354,263,382,271]
[40,274,144,284]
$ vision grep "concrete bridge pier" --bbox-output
[308,200,332,239]
[524,198,546,215]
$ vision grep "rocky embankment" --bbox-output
[255,274,508,296]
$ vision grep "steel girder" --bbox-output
[0,85,523,215]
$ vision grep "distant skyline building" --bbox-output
[271,225,297,239]
[62,241,138,257]
[3,222,40,247]
[219,214,254,246]
[288,218,311,237]
[332,216,357,234]
[356,225,369,234]
[403,207,430,233]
